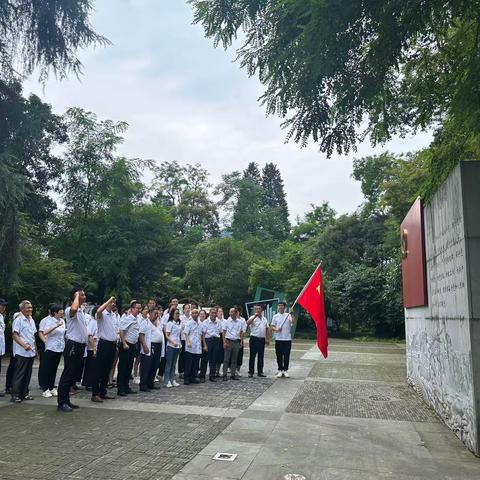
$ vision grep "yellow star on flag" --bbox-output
[316,284,321,295]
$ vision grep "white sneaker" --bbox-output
[50,388,58,396]
[42,390,52,398]
[172,381,180,387]
[166,381,173,388]
[277,371,283,378]
[283,371,290,378]
[133,376,140,385]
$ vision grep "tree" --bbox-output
[185,238,252,307]
[292,203,337,242]
[190,1,480,157]
[261,163,290,239]
[0,0,107,85]
[62,108,129,218]
[152,160,219,237]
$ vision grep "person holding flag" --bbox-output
[270,302,295,378]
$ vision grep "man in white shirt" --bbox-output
[57,287,89,412]
[117,300,141,396]
[270,302,296,378]
[11,300,37,403]
[222,307,244,380]
[247,305,270,378]
[183,308,203,385]
[201,307,222,382]
[178,303,191,379]
[94,296,117,401]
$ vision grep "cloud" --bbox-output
[23,0,432,220]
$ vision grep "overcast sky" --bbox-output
[24,0,432,220]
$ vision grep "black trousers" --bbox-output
[37,342,45,389]
[248,336,266,375]
[275,340,292,371]
[42,350,62,391]
[199,350,209,379]
[178,339,186,373]
[117,342,137,394]
[5,355,16,392]
[184,351,201,383]
[82,350,98,389]
[205,337,221,378]
[11,356,34,399]
[94,339,116,397]
[148,342,162,388]
[58,340,86,406]
[139,353,152,388]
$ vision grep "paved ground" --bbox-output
[1,340,480,480]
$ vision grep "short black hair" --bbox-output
[130,300,141,309]
[278,302,286,307]
[70,285,84,301]
[49,304,63,316]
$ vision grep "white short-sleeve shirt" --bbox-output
[271,313,292,341]
[223,318,242,341]
[139,319,152,355]
[97,310,117,341]
[12,314,37,357]
[165,321,182,348]
[40,316,66,352]
[249,316,268,338]
[65,307,89,344]
[183,319,202,354]
[120,314,140,344]
[202,318,222,338]
[87,318,98,351]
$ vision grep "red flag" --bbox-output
[297,265,328,358]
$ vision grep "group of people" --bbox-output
[0,290,295,413]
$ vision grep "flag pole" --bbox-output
[289,262,322,311]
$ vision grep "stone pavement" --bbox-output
[1,340,480,480]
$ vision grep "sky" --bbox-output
[24,0,432,221]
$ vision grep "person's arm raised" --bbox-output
[69,291,81,318]
[96,297,115,319]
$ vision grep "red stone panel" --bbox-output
[401,198,428,308]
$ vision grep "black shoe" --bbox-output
[57,403,73,412]
[11,396,22,403]
[184,381,190,385]
[91,396,104,403]
[209,377,217,383]
[199,378,206,383]
[86,387,92,391]
[223,376,228,381]
[139,387,150,392]
[191,378,200,384]
[23,395,34,400]
[258,373,267,378]
[127,389,138,394]
[149,385,160,390]
[100,395,116,400]
[230,376,239,380]
[248,373,253,378]
[68,403,80,409]
[118,392,127,397]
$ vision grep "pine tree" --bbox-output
[243,162,262,184]
[261,163,291,239]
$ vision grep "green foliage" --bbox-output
[190,0,480,160]
[185,238,252,307]
[0,0,108,84]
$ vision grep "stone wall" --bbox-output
[405,161,480,455]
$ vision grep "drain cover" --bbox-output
[213,452,237,462]
[284,475,306,480]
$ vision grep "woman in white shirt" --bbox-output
[164,308,182,387]
[38,304,65,398]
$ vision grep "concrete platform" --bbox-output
[0,339,479,479]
